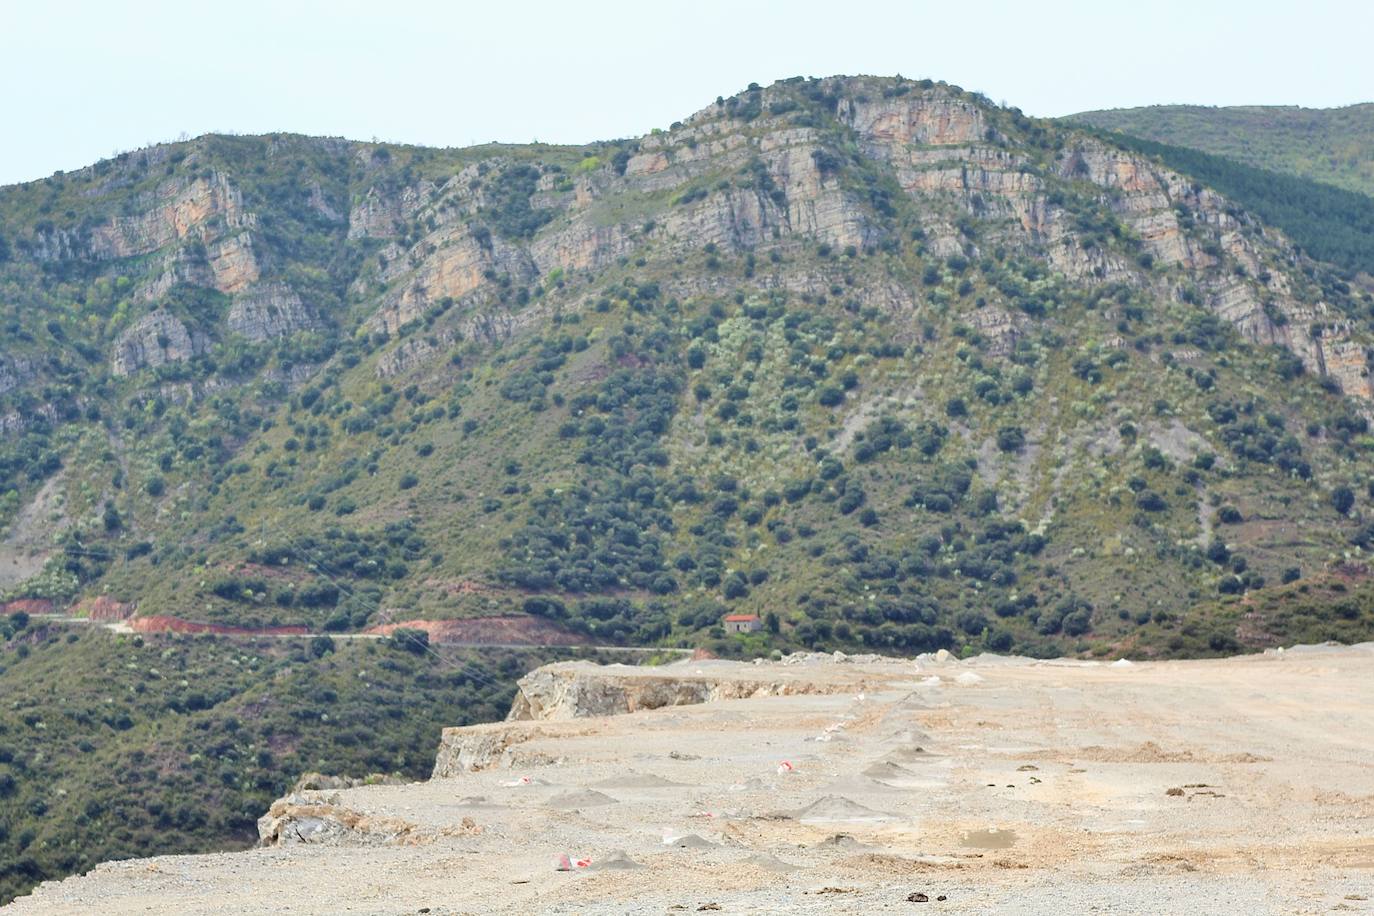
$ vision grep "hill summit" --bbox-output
[3,74,1374,660]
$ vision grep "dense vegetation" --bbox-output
[0,619,576,904]
[1070,104,1374,197]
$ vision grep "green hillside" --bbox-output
[0,613,572,903]
[6,74,1374,901]
[1069,104,1374,197]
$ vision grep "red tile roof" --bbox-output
[723,614,760,622]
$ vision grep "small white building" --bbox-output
[723,613,762,634]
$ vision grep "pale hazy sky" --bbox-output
[4,0,1371,186]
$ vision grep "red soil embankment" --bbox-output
[129,616,309,637]
[366,615,585,646]
[76,595,135,621]
[1,598,55,615]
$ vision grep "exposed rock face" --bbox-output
[226,284,319,341]
[843,89,987,146]
[133,248,216,302]
[0,356,34,396]
[89,172,254,259]
[0,403,58,439]
[203,231,259,293]
[1320,336,1374,400]
[370,228,536,334]
[257,795,418,847]
[430,721,568,776]
[504,660,864,721]
[966,305,1029,356]
[74,595,134,621]
[347,179,439,240]
[28,170,265,302]
[110,311,208,377]
[325,78,1370,402]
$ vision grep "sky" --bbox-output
[3,0,1371,186]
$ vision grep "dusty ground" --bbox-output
[7,646,1374,914]
[0,472,66,589]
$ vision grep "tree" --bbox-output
[817,386,844,407]
[1333,486,1356,515]
[390,628,429,654]
[1135,491,1169,512]
[996,427,1025,452]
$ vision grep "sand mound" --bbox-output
[746,852,799,872]
[793,796,895,823]
[861,761,915,782]
[813,833,875,851]
[546,789,618,809]
[589,850,642,870]
[592,773,685,789]
[881,745,934,765]
[882,728,932,745]
[664,833,718,848]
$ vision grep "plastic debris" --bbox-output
[777,760,796,776]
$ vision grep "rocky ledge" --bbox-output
[8,647,1374,914]
[503,656,886,721]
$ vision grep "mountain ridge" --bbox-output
[1068,102,1374,196]
[3,75,1374,649]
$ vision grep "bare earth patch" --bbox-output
[9,645,1374,914]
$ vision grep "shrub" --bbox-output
[1135,491,1168,512]
[1333,486,1356,515]
[995,427,1025,452]
[390,628,429,654]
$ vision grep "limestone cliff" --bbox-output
[110,311,209,377]
[504,659,875,721]
[226,284,320,342]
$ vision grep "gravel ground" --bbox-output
[7,645,1374,914]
